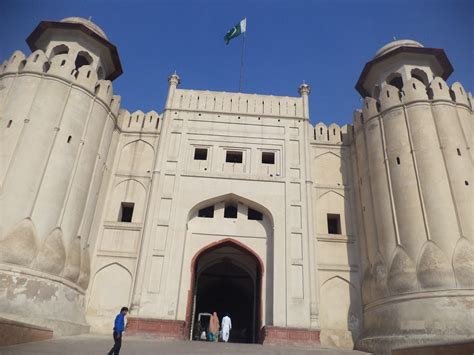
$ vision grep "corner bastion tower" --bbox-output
[351,40,473,352]
[0,17,122,335]
[0,18,472,354]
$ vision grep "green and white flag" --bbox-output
[224,18,247,45]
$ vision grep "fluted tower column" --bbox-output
[0,18,122,335]
[353,40,473,353]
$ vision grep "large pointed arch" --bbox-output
[185,238,264,343]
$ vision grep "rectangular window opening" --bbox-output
[119,202,135,223]
[226,151,243,163]
[262,151,275,164]
[327,213,341,235]
[198,206,214,218]
[194,148,208,160]
[248,208,263,221]
[224,205,238,218]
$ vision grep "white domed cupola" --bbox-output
[26,17,122,80]
[355,39,453,98]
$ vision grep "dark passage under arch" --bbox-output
[189,241,262,344]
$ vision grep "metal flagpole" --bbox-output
[239,31,246,92]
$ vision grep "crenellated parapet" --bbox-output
[0,50,121,117]
[355,77,472,126]
[117,109,162,133]
[312,122,353,145]
[170,89,305,118]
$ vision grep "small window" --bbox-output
[262,152,275,165]
[465,180,469,186]
[248,208,263,221]
[198,206,214,218]
[327,214,341,235]
[396,157,400,165]
[457,148,461,156]
[194,148,208,161]
[119,202,134,222]
[226,151,243,163]
[7,120,12,128]
[224,204,237,218]
[67,136,72,143]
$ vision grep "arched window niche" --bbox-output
[75,51,93,70]
[50,44,69,58]
[411,68,429,86]
[386,72,404,90]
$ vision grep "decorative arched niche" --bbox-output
[87,263,132,316]
[118,139,154,174]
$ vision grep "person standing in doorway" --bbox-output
[221,313,232,343]
[108,306,128,355]
[208,312,220,342]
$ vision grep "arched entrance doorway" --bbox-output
[188,240,263,343]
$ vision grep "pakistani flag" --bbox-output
[224,18,247,45]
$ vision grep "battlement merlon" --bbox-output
[312,122,353,145]
[117,109,162,133]
[164,74,309,119]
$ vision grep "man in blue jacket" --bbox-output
[108,306,128,355]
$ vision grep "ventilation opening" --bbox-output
[75,51,93,70]
[97,66,105,80]
[198,206,214,218]
[262,152,275,164]
[67,135,72,143]
[327,214,341,235]
[396,157,400,165]
[194,148,208,161]
[465,180,469,186]
[248,208,263,221]
[224,204,238,219]
[373,85,381,99]
[119,202,134,223]
[457,148,461,156]
[226,151,243,163]
[7,120,12,128]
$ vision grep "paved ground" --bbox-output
[0,334,370,355]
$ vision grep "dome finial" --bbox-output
[298,81,311,96]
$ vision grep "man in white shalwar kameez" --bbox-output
[221,314,232,342]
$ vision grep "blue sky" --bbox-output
[1,0,472,126]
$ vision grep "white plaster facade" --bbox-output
[0,18,472,354]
